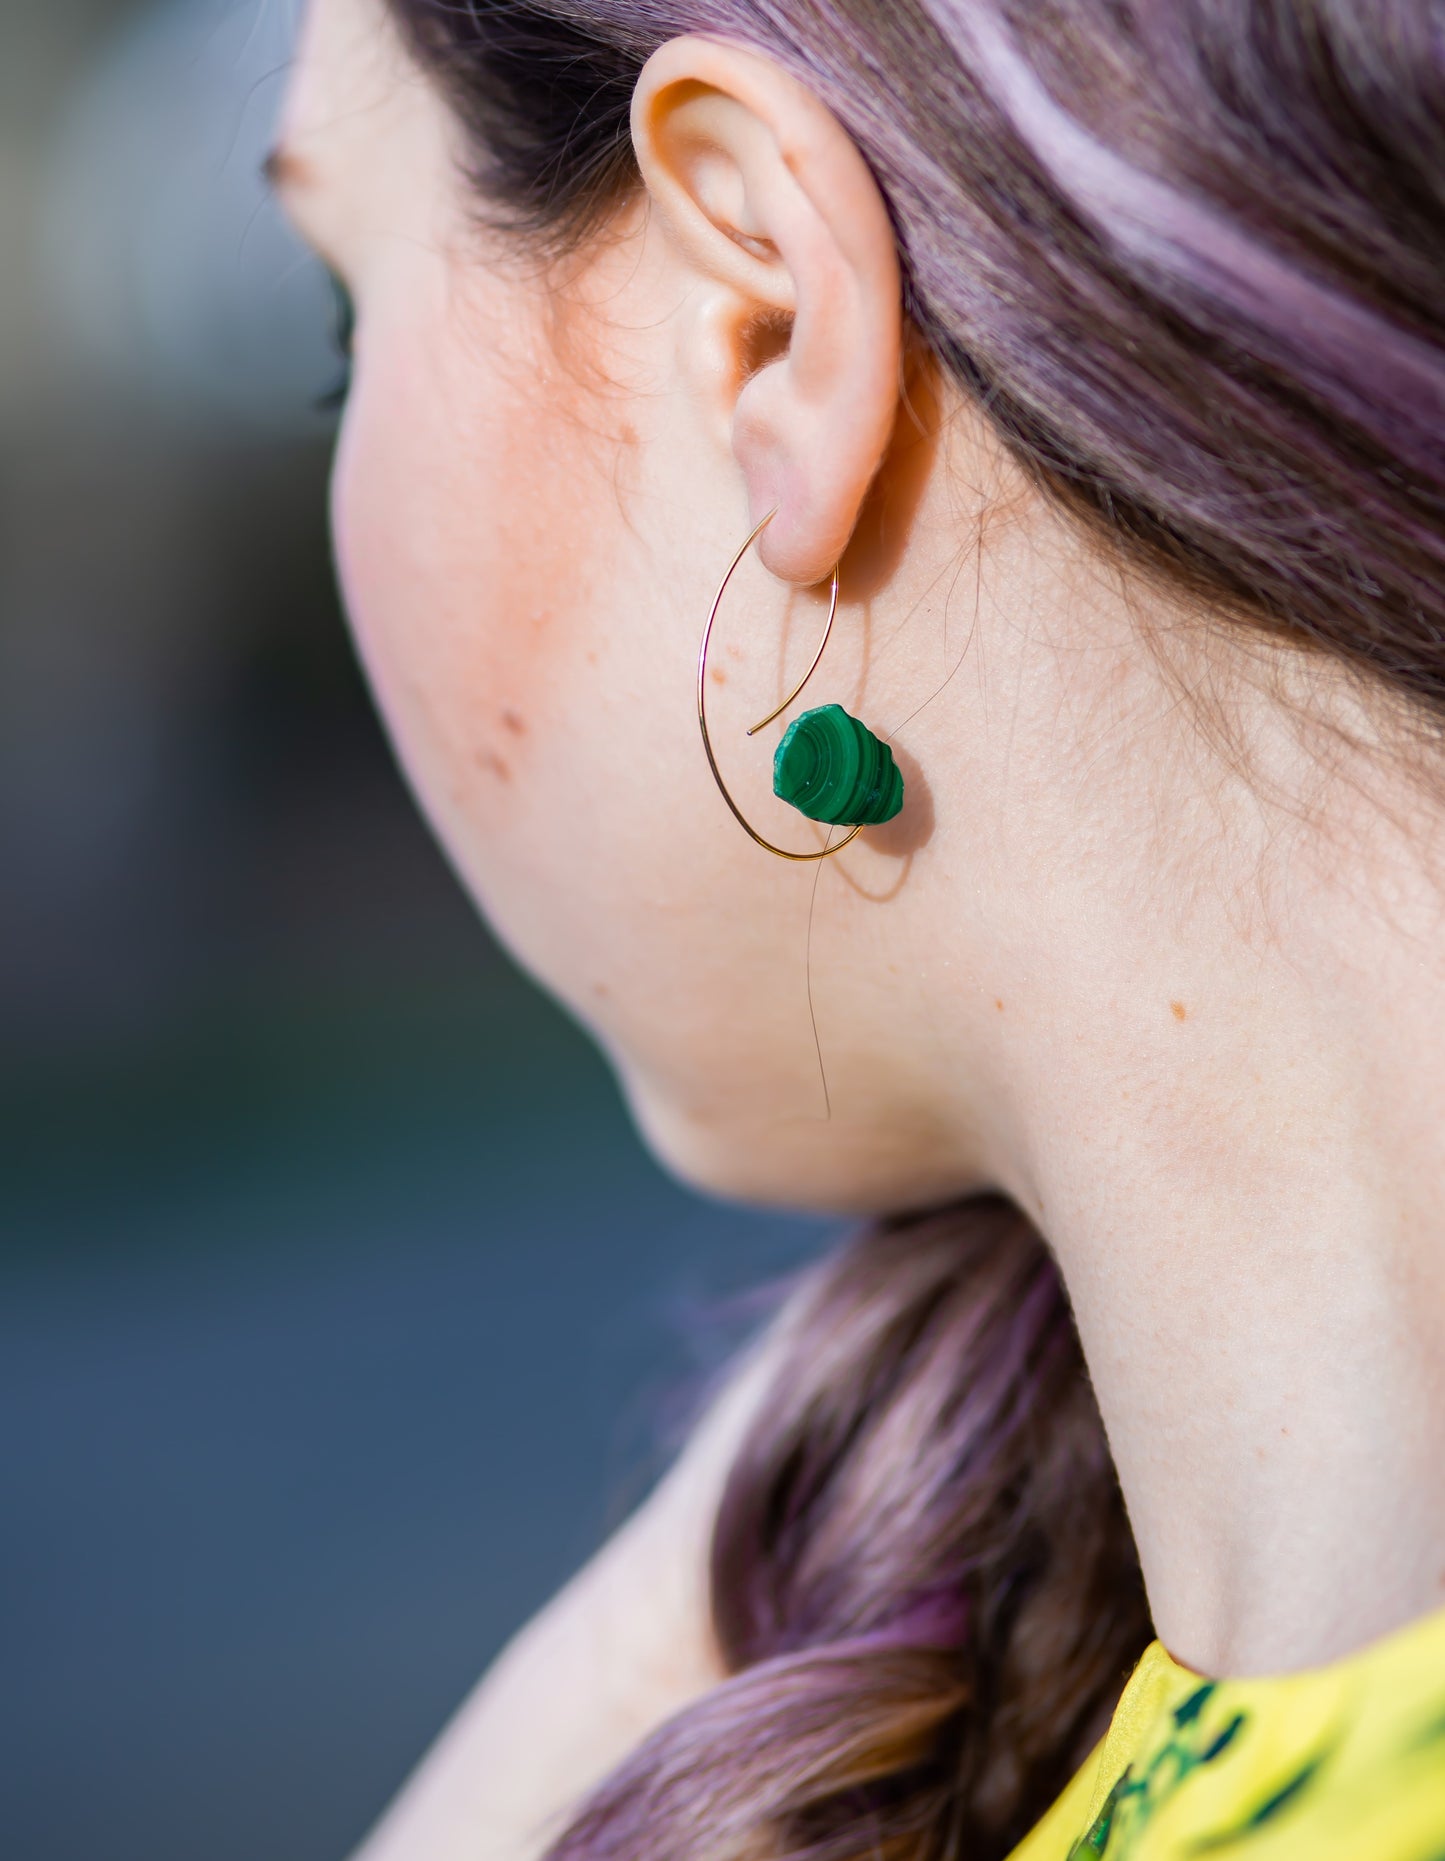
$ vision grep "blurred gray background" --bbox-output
[0,5,834,1856]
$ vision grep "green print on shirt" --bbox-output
[1187,1751,1330,1851]
[1067,1686,1246,1860]
[1066,1682,1348,1861]
[1410,1704,1445,1751]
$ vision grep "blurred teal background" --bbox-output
[0,4,834,1856]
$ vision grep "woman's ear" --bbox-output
[631,36,903,585]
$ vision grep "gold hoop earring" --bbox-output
[697,508,904,863]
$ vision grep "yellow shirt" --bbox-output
[1008,1600,1445,1861]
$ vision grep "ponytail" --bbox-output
[545,1197,1150,1861]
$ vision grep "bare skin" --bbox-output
[267,0,1445,1856]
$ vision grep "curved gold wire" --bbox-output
[697,507,863,863]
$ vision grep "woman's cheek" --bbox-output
[328,395,409,760]
[328,343,536,861]
[324,330,627,991]
[321,284,756,1111]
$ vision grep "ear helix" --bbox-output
[696,507,904,862]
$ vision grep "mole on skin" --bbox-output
[1171,1001,1188,1022]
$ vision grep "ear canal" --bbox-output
[739,308,793,383]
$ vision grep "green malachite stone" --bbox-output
[772,702,904,826]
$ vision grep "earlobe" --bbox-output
[632,36,904,585]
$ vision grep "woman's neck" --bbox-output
[968,728,1445,1679]
[1011,1000,1445,1679]
[884,469,1445,1677]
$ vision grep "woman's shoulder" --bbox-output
[1009,1600,1445,1861]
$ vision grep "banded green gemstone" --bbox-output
[772,702,904,826]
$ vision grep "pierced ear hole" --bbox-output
[739,308,792,382]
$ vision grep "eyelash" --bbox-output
[313,267,355,413]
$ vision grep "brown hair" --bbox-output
[524,1199,1146,1861]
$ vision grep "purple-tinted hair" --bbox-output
[377,2,1445,1854]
